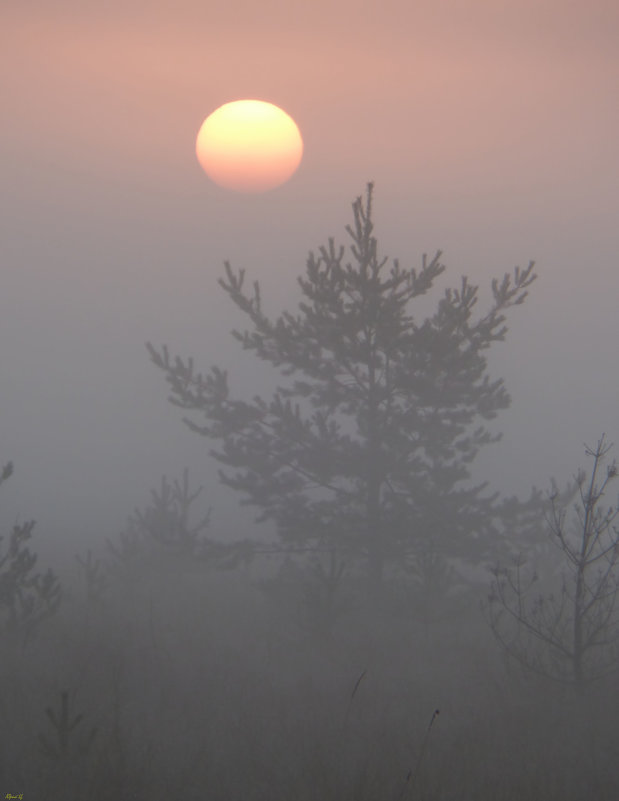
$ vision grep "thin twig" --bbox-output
[398,708,440,800]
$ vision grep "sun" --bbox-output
[195,100,303,193]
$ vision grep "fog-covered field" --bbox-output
[2,530,619,800]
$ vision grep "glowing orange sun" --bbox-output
[195,100,303,193]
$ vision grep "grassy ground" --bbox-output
[2,558,619,799]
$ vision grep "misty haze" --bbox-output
[2,1,619,799]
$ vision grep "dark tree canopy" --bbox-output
[148,184,537,584]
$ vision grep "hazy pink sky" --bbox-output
[5,2,618,204]
[1,0,618,558]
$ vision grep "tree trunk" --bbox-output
[366,364,384,588]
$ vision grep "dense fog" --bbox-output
[2,1,618,797]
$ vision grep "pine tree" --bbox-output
[0,461,62,646]
[148,185,536,586]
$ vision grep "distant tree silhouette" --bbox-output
[486,435,619,693]
[0,461,61,647]
[103,468,250,583]
[148,184,537,586]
